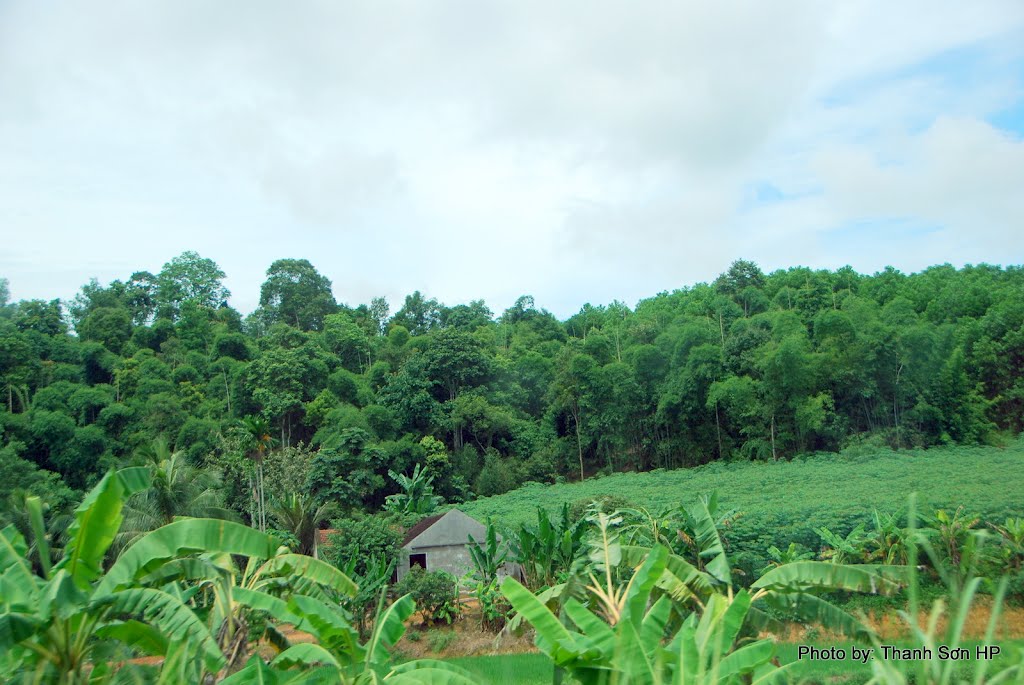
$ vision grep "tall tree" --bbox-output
[155,251,230,320]
[391,290,441,335]
[257,258,337,331]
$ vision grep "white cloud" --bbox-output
[1,1,1022,317]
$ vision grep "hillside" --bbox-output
[463,440,1024,571]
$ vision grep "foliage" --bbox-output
[466,441,1024,577]
[269,492,337,557]
[0,464,480,685]
[503,545,792,684]
[394,567,460,626]
[508,502,587,590]
[468,517,507,583]
[0,467,278,683]
[865,497,1024,684]
[116,437,233,552]
[324,513,403,576]
[465,576,512,632]
[337,555,396,640]
[383,463,443,515]
[4,260,1024,536]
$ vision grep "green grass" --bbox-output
[462,440,1024,572]
[446,653,552,684]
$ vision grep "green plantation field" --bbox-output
[463,440,1024,572]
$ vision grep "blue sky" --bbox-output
[1,1,1022,318]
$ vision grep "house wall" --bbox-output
[396,545,520,582]
[395,509,520,582]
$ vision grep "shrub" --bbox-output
[474,449,516,497]
[325,513,402,575]
[567,494,633,523]
[395,567,460,625]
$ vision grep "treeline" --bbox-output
[1,254,1022,519]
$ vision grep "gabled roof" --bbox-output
[401,513,446,547]
[401,509,487,550]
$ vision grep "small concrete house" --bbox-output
[396,509,498,582]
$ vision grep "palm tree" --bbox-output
[117,437,231,553]
[241,415,276,532]
[269,492,338,558]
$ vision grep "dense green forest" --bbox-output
[1,253,1022,524]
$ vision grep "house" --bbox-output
[396,508,513,582]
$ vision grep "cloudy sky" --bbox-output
[2,2,1023,318]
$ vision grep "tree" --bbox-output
[551,348,599,481]
[247,331,331,445]
[307,429,389,510]
[440,300,493,331]
[257,258,336,331]
[241,416,276,532]
[270,492,337,558]
[369,296,390,335]
[155,251,230,320]
[117,437,230,552]
[12,299,65,336]
[391,290,441,335]
[423,329,491,449]
[322,313,371,372]
[76,307,132,353]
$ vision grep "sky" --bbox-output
[1,2,1023,319]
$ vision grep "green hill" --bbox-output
[462,440,1024,573]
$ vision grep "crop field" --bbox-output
[463,441,1024,570]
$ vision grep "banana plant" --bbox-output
[383,464,443,515]
[503,545,791,684]
[135,542,358,673]
[621,494,909,640]
[510,503,587,589]
[867,497,1023,685]
[468,517,507,583]
[816,523,868,564]
[988,517,1024,573]
[339,556,397,640]
[220,591,476,684]
[0,467,287,683]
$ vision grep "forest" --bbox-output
[2,253,1022,518]
[1,254,1023,683]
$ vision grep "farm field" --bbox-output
[463,440,1024,570]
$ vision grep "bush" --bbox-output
[474,449,516,497]
[471,578,511,632]
[325,513,403,575]
[395,567,459,625]
[567,494,633,524]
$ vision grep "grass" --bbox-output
[462,440,1024,572]
[446,653,552,684]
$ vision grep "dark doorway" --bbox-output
[409,553,427,570]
